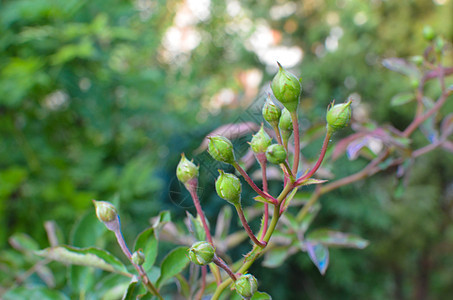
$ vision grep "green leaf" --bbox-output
[186,212,207,241]
[262,247,291,268]
[253,195,275,205]
[390,92,414,106]
[35,246,131,276]
[2,286,69,300]
[175,274,191,299]
[133,227,158,271]
[8,233,39,252]
[215,205,232,240]
[156,246,190,289]
[70,211,106,248]
[252,291,273,299]
[152,210,171,234]
[282,187,298,211]
[94,273,132,300]
[299,202,321,233]
[122,276,141,300]
[382,58,421,79]
[296,179,327,187]
[306,229,369,249]
[305,242,329,275]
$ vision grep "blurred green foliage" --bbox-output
[1,0,453,298]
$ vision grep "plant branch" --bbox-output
[290,111,301,176]
[233,162,278,205]
[234,204,267,248]
[296,129,332,184]
[113,230,163,299]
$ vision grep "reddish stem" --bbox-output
[257,154,269,241]
[186,179,214,245]
[296,130,331,185]
[196,265,207,300]
[290,111,301,176]
[212,255,237,281]
[234,204,267,248]
[233,162,278,205]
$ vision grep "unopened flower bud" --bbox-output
[132,249,145,266]
[176,153,199,184]
[250,125,272,154]
[235,274,258,298]
[279,108,293,145]
[422,26,435,41]
[93,200,118,223]
[265,144,287,165]
[271,62,301,113]
[326,100,352,132]
[262,96,281,127]
[208,136,236,164]
[215,170,241,205]
[435,36,444,53]
[188,241,215,266]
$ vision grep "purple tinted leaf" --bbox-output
[306,242,329,275]
[307,229,369,249]
[440,114,453,139]
[382,58,421,79]
[390,92,414,106]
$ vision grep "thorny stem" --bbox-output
[257,155,269,241]
[186,179,213,245]
[113,230,163,299]
[213,255,237,282]
[186,179,222,285]
[234,204,267,248]
[296,129,332,185]
[233,162,278,205]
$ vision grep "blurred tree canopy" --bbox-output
[1,0,453,298]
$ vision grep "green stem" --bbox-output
[211,204,281,299]
[114,230,163,299]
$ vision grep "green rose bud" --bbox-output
[250,124,272,154]
[93,200,118,223]
[271,62,301,113]
[278,108,293,132]
[131,249,145,266]
[278,108,293,146]
[235,274,258,298]
[265,144,287,165]
[176,153,199,184]
[422,26,435,41]
[208,136,236,164]
[326,100,352,132]
[262,96,281,128]
[188,241,215,266]
[215,170,241,205]
[435,36,444,53]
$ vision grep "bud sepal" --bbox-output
[326,100,352,132]
[176,153,199,185]
[215,170,242,205]
[188,241,215,266]
[235,274,258,298]
[271,62,301,113]
[208,136,236,164]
